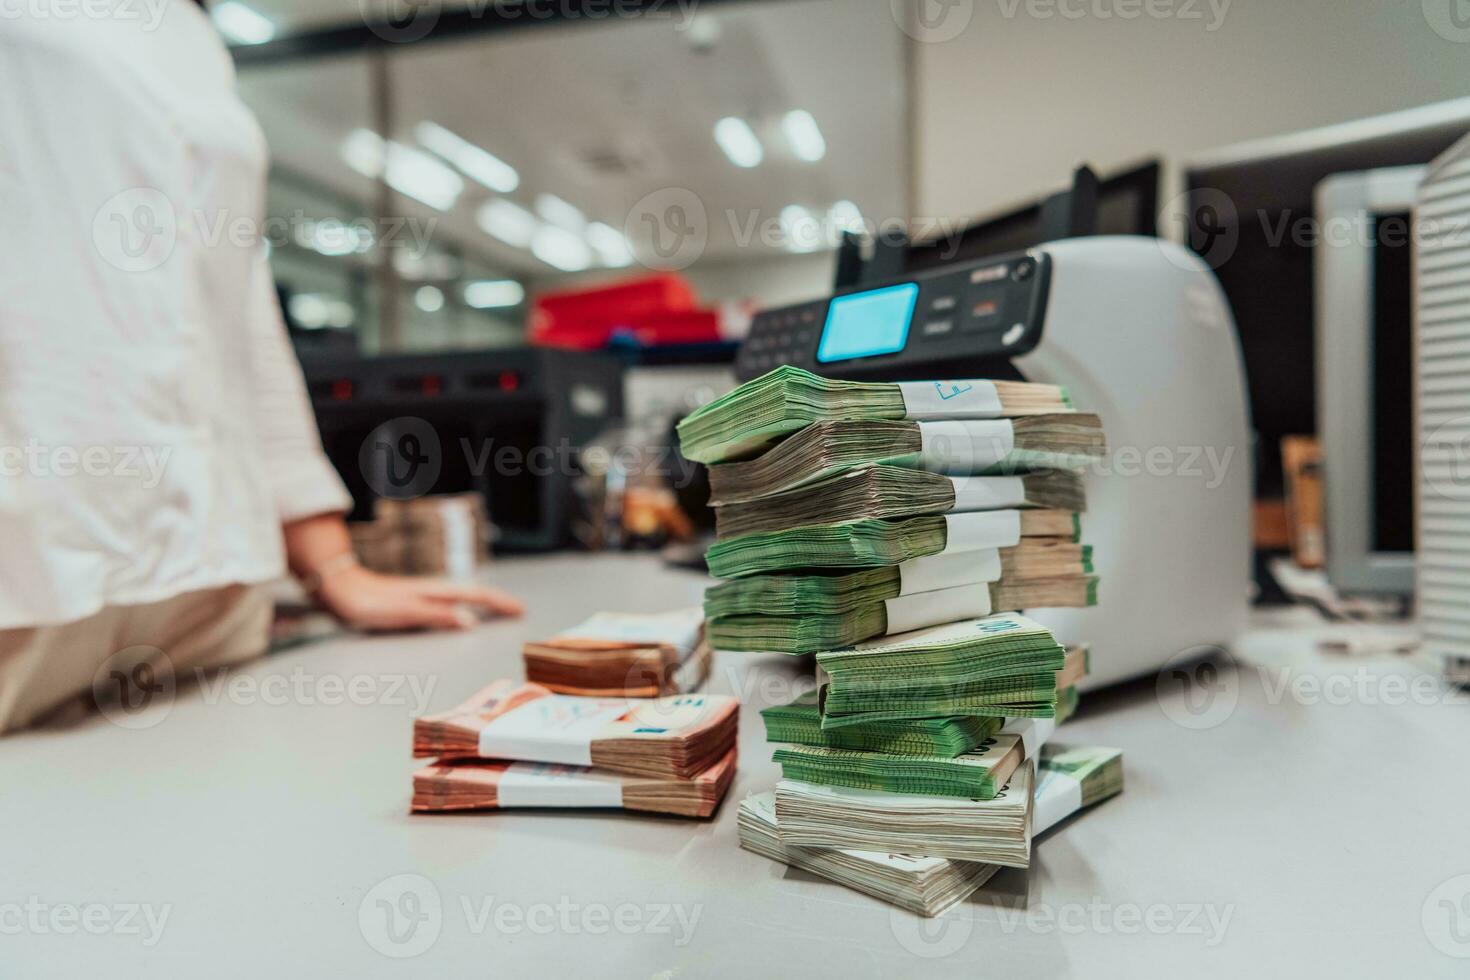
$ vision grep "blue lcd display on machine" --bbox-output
[816,282,919,363]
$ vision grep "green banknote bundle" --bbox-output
[677,365,1074,464]
[771,763,1033,865]
[704,545,1094,620]
[708,577,1096,654]
[713,465,1086,540]
[815,614,1066,728]
[761,691,1004,756]
[705,510,1079,579]
[772,732,1024,800]
[1056,683,1081,724]
[736,790,1002,917]
[707,416,1106,505]
[757,746,1124,876]
[762,649,1087,757]
[1036,743,1124,811]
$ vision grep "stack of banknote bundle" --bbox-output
[521,609,712,697]
[410,680,739,818]
[680,367,1105,654]
[351,493,491,579]
[412,750,737,819]
[738,745,1123,915]
[678,366,1118,909]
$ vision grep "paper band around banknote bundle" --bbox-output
[495,762,626,808]
[551,608,705,656]
[897,381,1005,419]
[476,696,631,765]
[896,549,1004,594]
[946,473,1028,511]
[1001,716,1056,761]
[883,584,992,634]
[939,510,1023,554]
[917,419,1018,471]
[1031,764,1085,833]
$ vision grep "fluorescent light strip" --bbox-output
[780,205,821,253]
[465,280,526,309]
[296,219,373,257]
[535,194,587,234]
[477,199,538,249]
[532,226,592,272]
[781,110,826,162]
[212,2,275,45]
[341,129,463,212]
[289,293,354,330]
[482,192,628,271]
[586,222,634,268]
[714,117,763,168]
[414,121,519,194]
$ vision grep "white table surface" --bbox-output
[3,554,1468,978]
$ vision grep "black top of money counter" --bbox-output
[735,249,1051,384]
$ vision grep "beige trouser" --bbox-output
[0,583,273,734]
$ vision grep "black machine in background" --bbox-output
[741,162,1159,386]
[735,249,1052,385]
[829,160,1160,294]
[301,348,623,551]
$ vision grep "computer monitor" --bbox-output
[1183,98,1470,595]
[1182,99,1470,499]
[1315,166,1423,595]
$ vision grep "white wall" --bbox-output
[677,251,837,308]
[913,0,1470,222]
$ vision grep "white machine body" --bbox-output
[1016,236,1253,687]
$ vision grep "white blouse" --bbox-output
[0,2,352,629]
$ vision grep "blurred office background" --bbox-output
[227,0,1461,353]
[216,0,1469,629]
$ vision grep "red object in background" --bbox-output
[529,273,725,350]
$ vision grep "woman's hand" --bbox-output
[284,511,523,632]
[316,564,523,632]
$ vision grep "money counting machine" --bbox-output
[735,236,1252,687]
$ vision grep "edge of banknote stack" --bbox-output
[409,677,739,819]
[678,366,1123,914]
[521,608,713,697]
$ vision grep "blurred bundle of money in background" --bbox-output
[570,421,699,552]
[411,680,739,819]
[349,493,491,578]
[522,608,713,697]
[678,366,1121,914]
